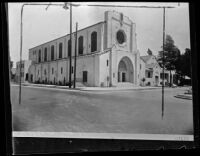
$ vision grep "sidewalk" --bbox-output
[18,82,162,92]
[79,86,160,91]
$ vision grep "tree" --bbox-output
[147,48,153,55]
[157,35,181,87]
[180,48,191,77]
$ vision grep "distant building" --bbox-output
[28,11,140,87]
[10,68,16,81]
[140,53,175,86]
[15,60,32,83]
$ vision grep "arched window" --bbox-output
[78,36,84,55]
[38,49,41,62]
[59,43,63,59]
[51,45,54,60]
[68,40,71,57]
[91,31,97,52]
[44,47,47,61]
[116,30,126,44]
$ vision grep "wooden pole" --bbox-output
[162,7,165,119]
[19,4,25,105]
[74,22,78,88]
[69,3,72,88]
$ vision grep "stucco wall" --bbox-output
[104,11,137,53]
[74,55,99,86]
[29,54,100,86]
[104,11,139,86]
[99,52,110,87]
[111,47,136,86]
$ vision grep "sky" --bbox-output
[8,2,190,68]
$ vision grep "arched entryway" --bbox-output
[118,56,134,83]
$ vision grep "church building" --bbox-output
[28,11,141,87]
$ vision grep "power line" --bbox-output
[70,3,175,8]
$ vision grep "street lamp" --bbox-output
[19,3,69,104]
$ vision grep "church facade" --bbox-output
[28,11,140,87]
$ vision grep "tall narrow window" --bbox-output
[91,31,97,52]
[59,43,63,59]
[68,40,71,57]
[148,72,151,78]
[71,66,73,74]
[38,49,41,62]
[51,45,54,60]
[44,47,47,61]
[78,36,84,55]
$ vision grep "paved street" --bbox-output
[11,85,193,134]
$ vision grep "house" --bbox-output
[10,68,16,81]
[140,51,175,86]
[15,60,32,83]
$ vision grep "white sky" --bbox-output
[8,2,190,68]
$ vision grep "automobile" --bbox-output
[172,84,177,88]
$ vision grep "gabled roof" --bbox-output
[140,55,151,63]
[146,63,157,69]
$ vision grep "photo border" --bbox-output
[2,1,199,154]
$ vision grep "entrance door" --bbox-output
[25,73,28,81]
[83,71,87,83]
[122,72,126,82]
[118,57,134,83]
[155,76,159,86]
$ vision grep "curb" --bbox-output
[174,94,192,100]
[79,87,160,92]
[20,83,168,92]
[21,83,81,90]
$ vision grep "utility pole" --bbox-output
[19,4,25,105]
[69,3,72,88]
[162,7,166,119]
[74,22,78,88]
